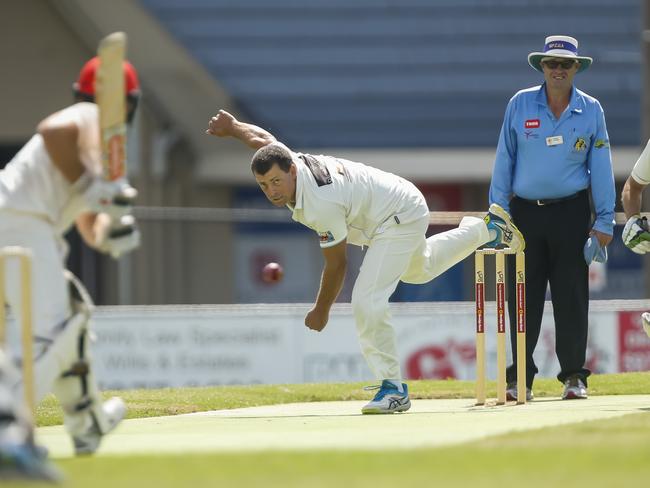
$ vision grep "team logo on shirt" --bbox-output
[524,119,540,129]
[574,138,588,151]
[524,130,539,140]
[595,139,609,149]
[319,231,335,243]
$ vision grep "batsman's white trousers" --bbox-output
[351,214,490,381]
[0,211,70,344]
[0,210,105,436]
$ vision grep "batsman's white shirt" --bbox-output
[0,102,101,234]
[289,152,430,247]
[0,102,102,343]
[631,138,650,185]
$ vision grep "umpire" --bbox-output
[489,35,616,400]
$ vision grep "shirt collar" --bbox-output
[535,83,584,115]
[287,153,305,213]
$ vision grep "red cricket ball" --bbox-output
[262,262,284,283]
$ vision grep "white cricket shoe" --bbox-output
[483,203,526,252]
[73,397,126,456]
[361,380,411,414]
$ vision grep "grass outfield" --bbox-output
[35,372,650,426]
[15,372,650,487]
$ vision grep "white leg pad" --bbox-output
[12,271,112,438]
[0,350,28,424]
[50,319,113,437]
[10,311,103,437]
[52,272,114,437]
[0,350,35,448]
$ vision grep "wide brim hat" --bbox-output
[528,35,592,73]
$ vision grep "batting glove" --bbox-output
[622,215,650,254]
[81,177,138,219]
[96,214,141,259]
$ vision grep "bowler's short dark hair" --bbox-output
[251,143,293,175]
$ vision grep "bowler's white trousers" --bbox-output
[351,214,490,381]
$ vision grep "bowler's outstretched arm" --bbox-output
[206,109,276,149]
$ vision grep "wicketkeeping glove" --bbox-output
[96,214,141,259]
[622,215,650,254]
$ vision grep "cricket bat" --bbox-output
[97,31,128,182]
[97,32,138,237]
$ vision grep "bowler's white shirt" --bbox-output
[288,151,429,248]
[0,102,102,233]
[631,138,650,185]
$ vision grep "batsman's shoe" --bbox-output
[562,375,588,400]
[361,380,411,414]
[505,382,534,402]
[642,312,650,338]
[0,442,62,483]
[73,397,126,456]
[483,203,525,252]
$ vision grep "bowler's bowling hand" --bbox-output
[206,109,236,137]
[305,307,329,332]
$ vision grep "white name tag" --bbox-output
[546,135,564,146]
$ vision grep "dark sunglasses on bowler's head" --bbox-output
[542,59,577,70]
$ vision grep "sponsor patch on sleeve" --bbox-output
[594,139,610,149]
[319,231,335,244]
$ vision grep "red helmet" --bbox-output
[73,56,140,97]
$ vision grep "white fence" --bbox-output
[90,300,650,390]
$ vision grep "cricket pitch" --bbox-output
[37,394,650,458]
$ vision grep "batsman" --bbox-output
[621,137,650,338]
[0,42,141,454]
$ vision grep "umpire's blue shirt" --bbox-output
[489,83,615,235]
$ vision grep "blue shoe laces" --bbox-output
[364,380,405,401]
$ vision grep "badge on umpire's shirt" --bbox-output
[546,135,563,146]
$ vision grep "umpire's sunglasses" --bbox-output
[542,59,577,70]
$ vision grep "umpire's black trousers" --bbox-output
[505,189,592,388]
